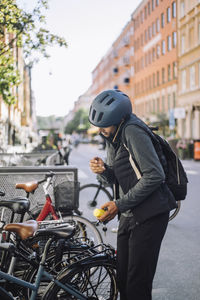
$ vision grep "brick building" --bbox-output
[177,0,200,140]
[132,0,177,132]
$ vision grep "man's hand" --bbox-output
[98,201,118,222]
[90,157,105,174]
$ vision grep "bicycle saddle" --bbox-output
[4,220,38,240]
[16,181,39,193]
[0,197,30,214]
[36,224,76,240]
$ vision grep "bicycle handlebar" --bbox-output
[37,171,55,185]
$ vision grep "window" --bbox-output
[156,18,160,32]
[167,7,171,23]
[145,29,148,42]
[168,64,171,81]
[172,92,176,108]
[181,34,185,54]
[189,27,194,48]
[172,32,177,47]
[181,70,186,91]
[199,63,200,87]
[149,51,152,64]
[153,99,156,112]
[190,66,195,90]
[180,1,185,18]
[173,62,177,79]
[149,76,152,89]
[157,98,160,112]
[162,95,165,112]
[145,6,147,19]
[153,73,156,87]
[148,26,152,39]
[162,67,165,83]
[148,2,151,15]
[198,23,200,43]
[172,2,176,18]
[161,13,165,28]
[156,44,160,58]
[162,40,166,55]
[157,71,160,86]
[140,11,144,23]
[167,35,172,51]
[152,0,155,11]
[152,22,156,36]
[168,94,171,110]
[156,0,159,6]
[153,48,156,61]
[141,34,144,46]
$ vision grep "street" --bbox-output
[70,143,200,300]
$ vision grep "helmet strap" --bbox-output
[112,119,124,143]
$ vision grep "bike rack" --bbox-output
[0,166,78,223]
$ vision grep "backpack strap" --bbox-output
[123,142,142,180]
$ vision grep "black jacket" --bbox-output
[100,114,177,223]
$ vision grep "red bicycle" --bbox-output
[15,172,103,245]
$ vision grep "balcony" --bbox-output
[123,36,130,47]
[123,56,130,66]
[113,50,118,59]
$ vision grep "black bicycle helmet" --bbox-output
[88,90,132,127]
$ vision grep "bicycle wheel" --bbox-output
[79,184,113,220]
[61,215,103,246]
[169,201,181,221]
[24,246,88,299]
[0,286,13,300]
[43,260,118,300]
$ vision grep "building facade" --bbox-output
[0,32,37,149]
[89,0,178,136]
[132,0,177,132]
[177,0,200,139]
[91,20,134,104]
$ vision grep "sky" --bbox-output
[29,0,142,117]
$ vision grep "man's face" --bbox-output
[98,126,116,138]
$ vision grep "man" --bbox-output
[89,90,177,300]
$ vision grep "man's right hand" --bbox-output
[90,157,105,174]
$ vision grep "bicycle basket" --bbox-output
[54,181,80,212]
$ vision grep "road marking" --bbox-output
[186,170,198,175]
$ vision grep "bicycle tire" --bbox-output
[0,286,13,300]
[24,247,88,299]
[43,260,118,300]
[79,183,113,218]
[169,201,181,221]
[61,215,103,246]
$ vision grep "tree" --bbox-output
[65,109,90,135]
[0,0,68,105]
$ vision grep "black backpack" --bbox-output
[123,123,188,201]
[149,129,188,201]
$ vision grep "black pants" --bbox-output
[116,212,169,300]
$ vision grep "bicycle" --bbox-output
[0,219,97,299]
[15,172,103,246]
[79,178,181,222]
[0,220,118,300]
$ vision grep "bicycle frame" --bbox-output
[33,176,59,222]
[0,238,88,300]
